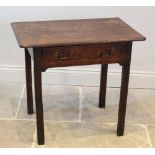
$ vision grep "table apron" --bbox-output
[41,56,130,71]
[27,42,132,71]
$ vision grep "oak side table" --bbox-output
[11,18,146,145]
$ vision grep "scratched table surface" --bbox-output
[11,17,146,48]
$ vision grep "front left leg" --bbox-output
[33,48,45,145]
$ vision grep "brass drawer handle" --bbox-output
[97,48,113,57]
[55,51,70,60]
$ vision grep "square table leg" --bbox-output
[25,48,33,114]
[117,62,131,136]
[99,64,108,108]
[117,42,132,136]
[33,49,45,145]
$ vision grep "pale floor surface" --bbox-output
[0,82,155,148]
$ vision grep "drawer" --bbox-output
[41,46,81,61]
[41,44,125,62]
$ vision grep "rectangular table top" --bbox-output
[11,17,145,48]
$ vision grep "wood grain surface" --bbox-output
[11,18,146,48]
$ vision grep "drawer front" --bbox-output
[41,46,81,61]
[41,44,125,62]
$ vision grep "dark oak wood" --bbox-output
[11,18,146,145]
[41,43,125,61]
[41,43,129,71]
[99,64,108,108]
[117,42,132,136]
[25,48,33,114]
[11,18,145,48]
[33,48,45,145]
[42,56,129,72]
